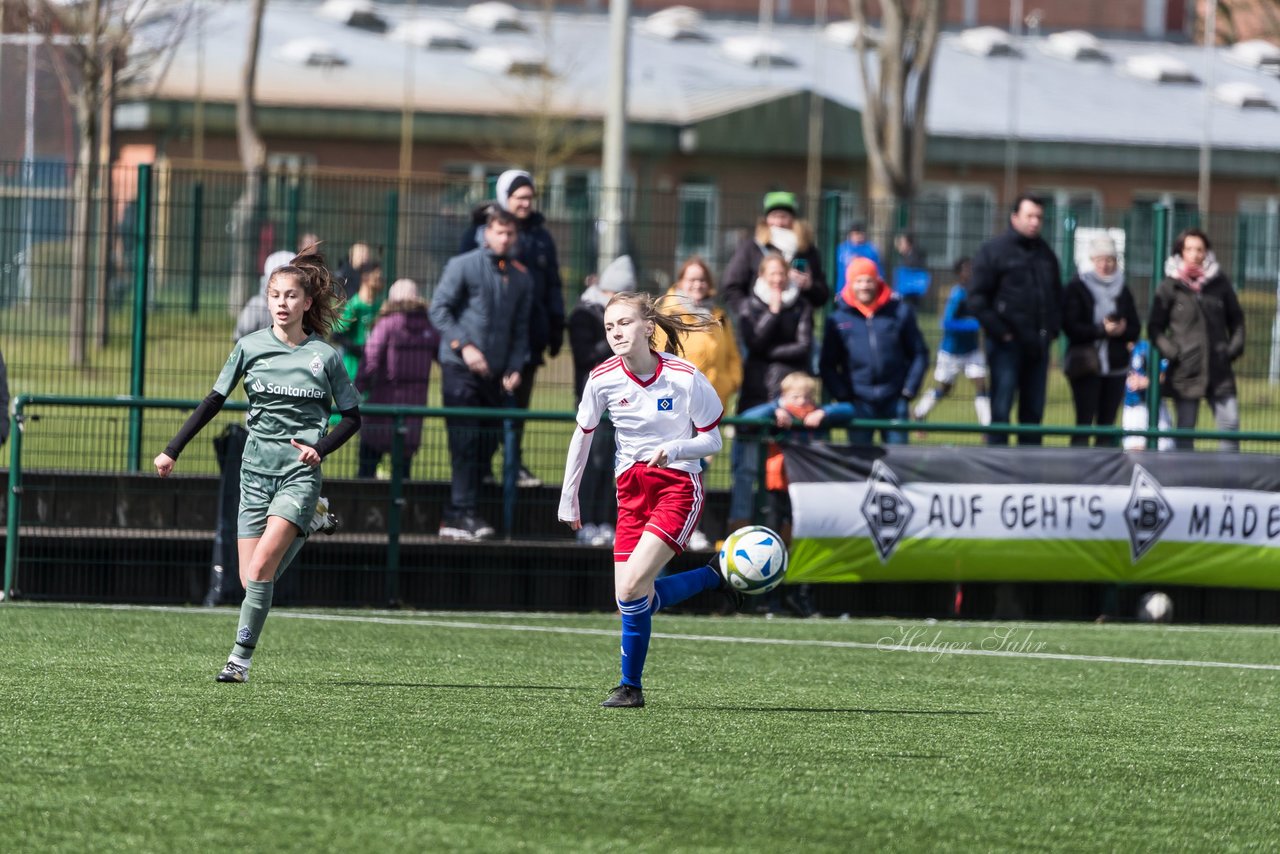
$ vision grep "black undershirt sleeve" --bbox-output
[310,407,362,459]
[162,391,227,459]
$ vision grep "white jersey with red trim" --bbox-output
[576,351,724,476]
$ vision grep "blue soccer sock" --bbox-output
[231,580,273,661]
[652,565,721,612]
[617,595,653,688]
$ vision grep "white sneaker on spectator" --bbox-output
[687,529,712,552]
[576,524,599,546]
[590,525,613,547]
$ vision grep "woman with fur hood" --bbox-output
[1147,227,1245,451]
[721,191,829,313]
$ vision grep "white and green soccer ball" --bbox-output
[719,525,788,595]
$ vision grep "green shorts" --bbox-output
[237,466,322,538]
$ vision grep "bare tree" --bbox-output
[483,0,601,196]
[29,0,190,364]
[849,0,942,243]
[228,0,268,315]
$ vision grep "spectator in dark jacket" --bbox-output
[1061,234,1140,448]
[967,194,1063,445]
[728,252,814,528]
[721,191,829,313]
[566,256,635,548]
[355,279,441,479]
[1148,227,1245,451]
[430,208,532,540]
[459,170,566,487]
[819,257,929,445]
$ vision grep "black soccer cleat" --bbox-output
[711,561,744,614]
[601,684,645,708]
[216,660,249,683]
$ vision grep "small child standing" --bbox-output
[1122,340,1174,451]
[738,371,852,617]
[913,257,991,426]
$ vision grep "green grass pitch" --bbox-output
[3,603,1279,851]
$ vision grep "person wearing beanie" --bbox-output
[457,168,565,488]
[1061,233,1141,447]
[720,190,829,313]
[1148,227,1245,451]
[819,257,929,446]
[913,256,992,428]
[355,278,441,479]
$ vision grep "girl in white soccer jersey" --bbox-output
[154,246,361,683]
[560,291,737,708]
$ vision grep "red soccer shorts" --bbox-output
[614,465,705,562]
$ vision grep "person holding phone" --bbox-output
[1061,235,1140,447]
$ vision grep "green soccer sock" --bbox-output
[231,580,274,661]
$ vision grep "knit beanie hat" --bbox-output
[846,256,884,286]
[599,255,637,293]
[763,190,798,216]
[496,169,534,207]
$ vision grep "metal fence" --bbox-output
[2,160,1279,438]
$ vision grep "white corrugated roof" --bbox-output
[126,0,1280,150]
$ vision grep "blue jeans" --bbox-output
[986,338,1050,445]
[728,428,763,523]
[847,397,909,446]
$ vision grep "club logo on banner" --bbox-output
[861,461,913,562]
[1125,465,1174,561]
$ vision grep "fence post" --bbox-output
[189,182,203,314]
[386,413,405,605]
[3,397,25,601]
[1234,214,1247,288]
[822,191,842,283]
[127,163,153,472]
[502,407,518,537]
[1062,211,1078,283]
[384,189,399,283]
[286,180,301,255]
[1147,205,1169,448]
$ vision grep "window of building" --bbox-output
[915,184,996,266]
[676,182,718,266]
[1128,192,1197,274]
[1239,196,1280,283]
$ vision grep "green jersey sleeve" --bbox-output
[213,342,247,397]
[328,348,361,411]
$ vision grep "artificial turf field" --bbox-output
[4,603,1279,852]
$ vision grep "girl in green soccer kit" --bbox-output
[155,246,361,683]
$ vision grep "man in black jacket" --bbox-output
[967,194,1062,445]
[458,170,566,487]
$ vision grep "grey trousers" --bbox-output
[1173,395,1240,452]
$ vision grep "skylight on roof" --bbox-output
[276,38,349,68]
[1041,30,1109,62]
[391,20,474,51]
[464,2,527,33]
[319,0,387,34]
[823,20,877,48]
[720,35,797,69]
[1124,54,1199,84]
[958,26,1018,57]
[1227,40,1280,76]
[468,45,548,77]
[1215,81,1276,109]
[641,7,710,42]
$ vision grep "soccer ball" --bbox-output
[719,525,788,595]
[1137,591,1173,623]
